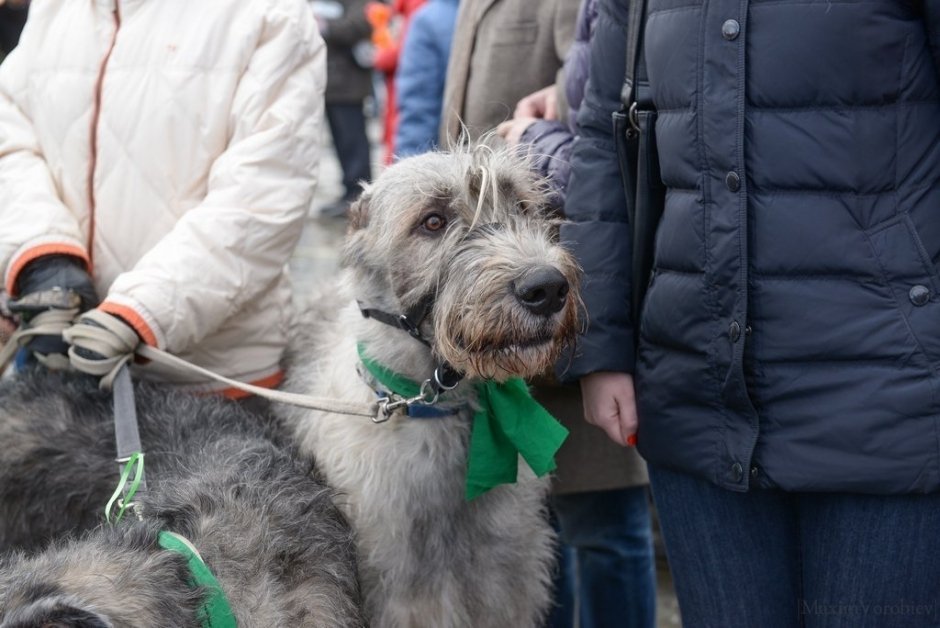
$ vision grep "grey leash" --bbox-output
[59,312,383,516]
[0,308,148,516]
[111,364,147,508]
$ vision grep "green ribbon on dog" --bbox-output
[158,531,237,628]
[104,451,144,524]
[357,345,569,500]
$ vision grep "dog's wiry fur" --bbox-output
[0,372,364,627]
[0,144,579,627]
[280,144,581,627]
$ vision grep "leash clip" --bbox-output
[373,381,441,423]
[374,396,407,423]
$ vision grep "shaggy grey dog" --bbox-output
[280,145,581,627]
[0,145,579,627]
[0,371,364,627]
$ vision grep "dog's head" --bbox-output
[344,144,581,381]
[0,592,113,628]
[0,530,202,628]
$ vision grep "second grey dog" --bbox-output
[0,371,364,627]
[280,144,581,627]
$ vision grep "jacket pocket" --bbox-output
[865,215,940,367]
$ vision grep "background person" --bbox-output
[438,0,578,145]
[312,0,374,218]
[0,0,27,60]
[367,0,425,164]
[392,0,458,158]
[0,0,325,395]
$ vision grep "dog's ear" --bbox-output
[6,597,113,628]
[347,189,371,232]
[342,189,373,267]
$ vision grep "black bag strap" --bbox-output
[611,0,664,334]
[620,0,650,114]
[616,0,649,227]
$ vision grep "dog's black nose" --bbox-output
[513,266,569,316]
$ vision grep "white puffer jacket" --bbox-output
[0,0,326,392]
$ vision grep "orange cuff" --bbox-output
[220,370,285,400]
[99,301,159,348]
[6,243,90,295]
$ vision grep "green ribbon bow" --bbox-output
[158,531,237,628]
[358,345,569,499]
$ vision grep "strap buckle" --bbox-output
[628,102,640,133]
[396,314,424,341]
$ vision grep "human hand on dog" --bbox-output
[580,371,638,447]
[62,309,141,374]
[514,85,559,120]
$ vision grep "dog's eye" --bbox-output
[422,214,447,232]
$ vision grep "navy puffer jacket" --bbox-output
[563,0,940,494]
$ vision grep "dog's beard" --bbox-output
[434,304,578,382]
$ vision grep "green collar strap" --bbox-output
[357,345,569,499]
[158,531,237,628]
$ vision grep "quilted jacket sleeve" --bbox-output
[556,0,634,381]
[104,3,326,353]
[519,119,574,201]
[0,6,88,294]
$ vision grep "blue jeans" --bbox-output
[547,486,656,628]
[649,465,940,628]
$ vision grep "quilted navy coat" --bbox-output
[562,0,940,494]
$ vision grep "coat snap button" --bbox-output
[731,462,743,482]
[750,465,759,479]
[721,19,740,40]
[729,321,741,342]
[725,171,740,192]
[909,285,930,306]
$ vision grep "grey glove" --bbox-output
[9,255,99,360]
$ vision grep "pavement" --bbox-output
[291,123,682,628]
